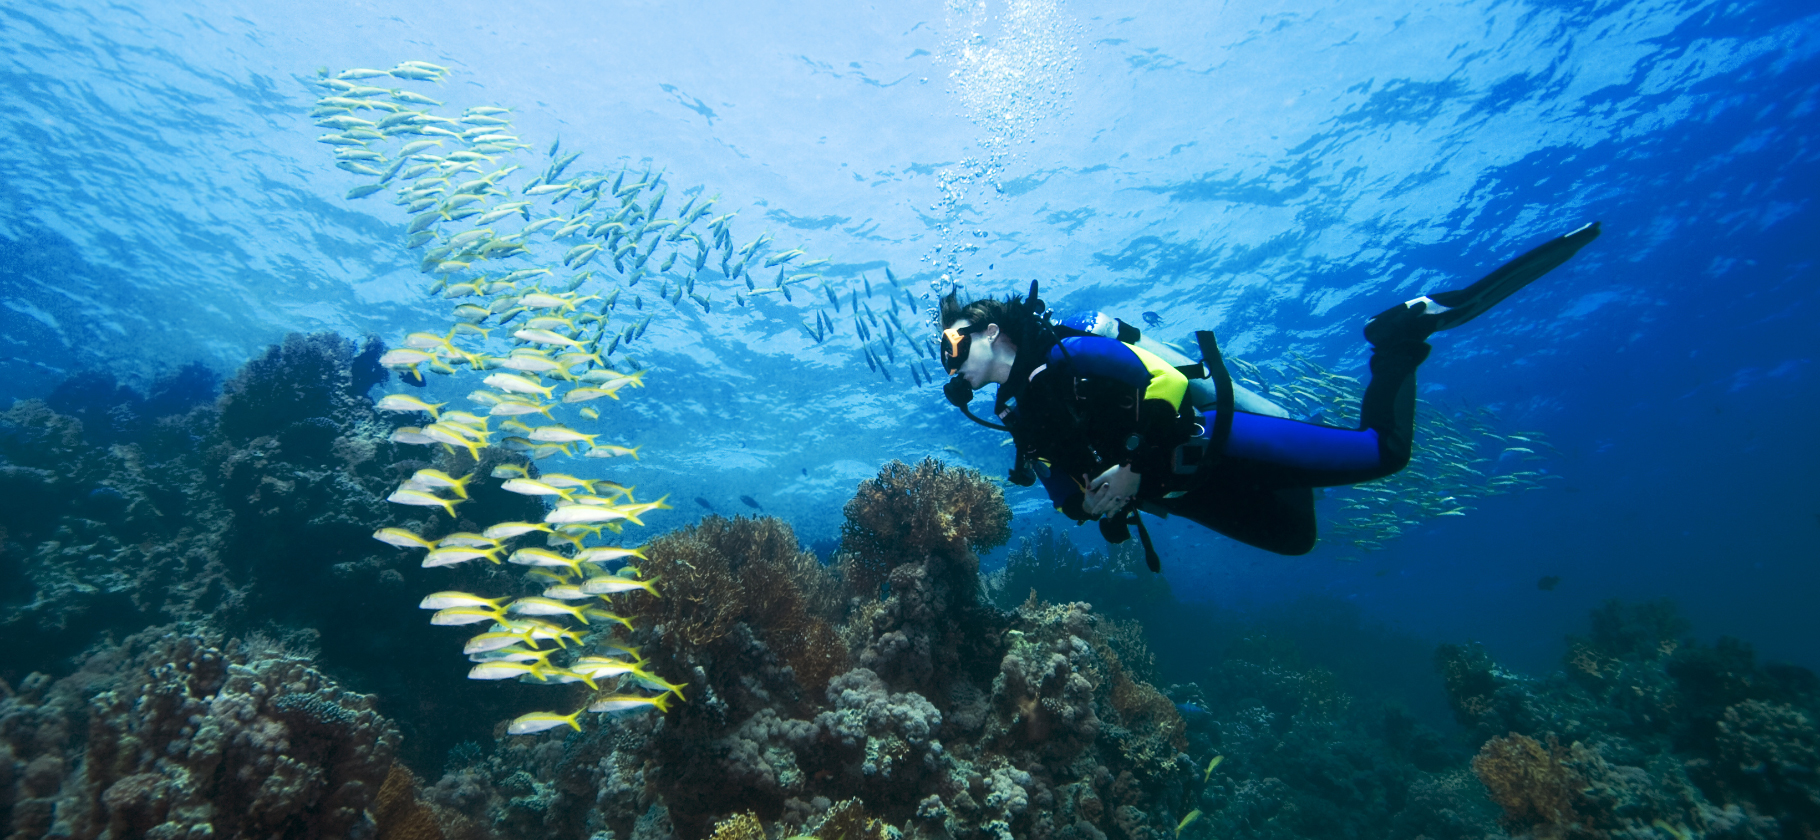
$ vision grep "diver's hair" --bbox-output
[938,290,1041,350]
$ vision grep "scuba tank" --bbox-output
[1056,311,1290,418]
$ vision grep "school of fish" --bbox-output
[1226,352,1561,553]
[312,61,937,392]
[323,61,720,735]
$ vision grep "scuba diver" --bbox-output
[937,222,1601,569]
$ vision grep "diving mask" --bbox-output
[940,324,986,375]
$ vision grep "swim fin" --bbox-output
[1367,221,1602,346]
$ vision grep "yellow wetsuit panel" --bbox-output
[1128,344,1188,410]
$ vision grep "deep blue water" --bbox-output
[1,0,1815,680]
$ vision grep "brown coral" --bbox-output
[375,763,448,840]
[1471,733,1589,835]
[626,515,849,696]
[837,457,1011,596]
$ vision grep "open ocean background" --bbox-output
[1,0,1815,691]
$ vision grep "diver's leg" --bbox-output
[1196,370,1428,489]
[1351,339,1432,480]
[1160,466,1317,556]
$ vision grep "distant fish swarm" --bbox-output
[328,60,699,735]
[311,60,934,389]
[1225,352,1563,554]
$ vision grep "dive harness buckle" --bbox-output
[1108,330,1238,574]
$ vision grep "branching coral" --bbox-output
[625,514,849,699]
[837,457,1010,596]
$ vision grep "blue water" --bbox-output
[1,0,1815,683]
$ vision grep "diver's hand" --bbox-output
[1083,465,1140,516]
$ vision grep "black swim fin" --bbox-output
[1367,221,1602,346]
[1426,221,1602,330]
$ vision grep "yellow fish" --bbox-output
[481,521,550,539]
[583,444,641,459]
[1204,754,1223,782]
[388,488,461,518]
[573,546,647,563]
[587,692,672,715]
[421,545,500,567]
[507,547,584,575]
[376,393,444,417]
[562,386,619,403]
[410,469,473,499]
[506,596,594,624]
[468,660,546,681]
[372,527,436,550]
[483,372,554,399]
[579,575,660,598]
[431,605,506,625]
[1175,809,1200,837]
[506,709,585,735]
[626,671,688,699]
[529,426,598,446]
[419,591,508,610]
[501,478,574,501]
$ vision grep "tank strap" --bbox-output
[1196,330,1236,456]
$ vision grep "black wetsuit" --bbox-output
[997,334,1429,556]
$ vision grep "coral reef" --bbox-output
[984,526,1174,621]
[838,457,1011,597]
[0,332,551,767]
[419,460,1198,840]
[0,623,445,839]
[9,337,1817,840]
[1437,599,1819,839]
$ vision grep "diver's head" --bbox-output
[938,291,1032,389]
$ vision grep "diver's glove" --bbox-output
[1008,458,1035,487]
[1098,510,1132,544]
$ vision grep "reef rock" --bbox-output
[0,624,403,839]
